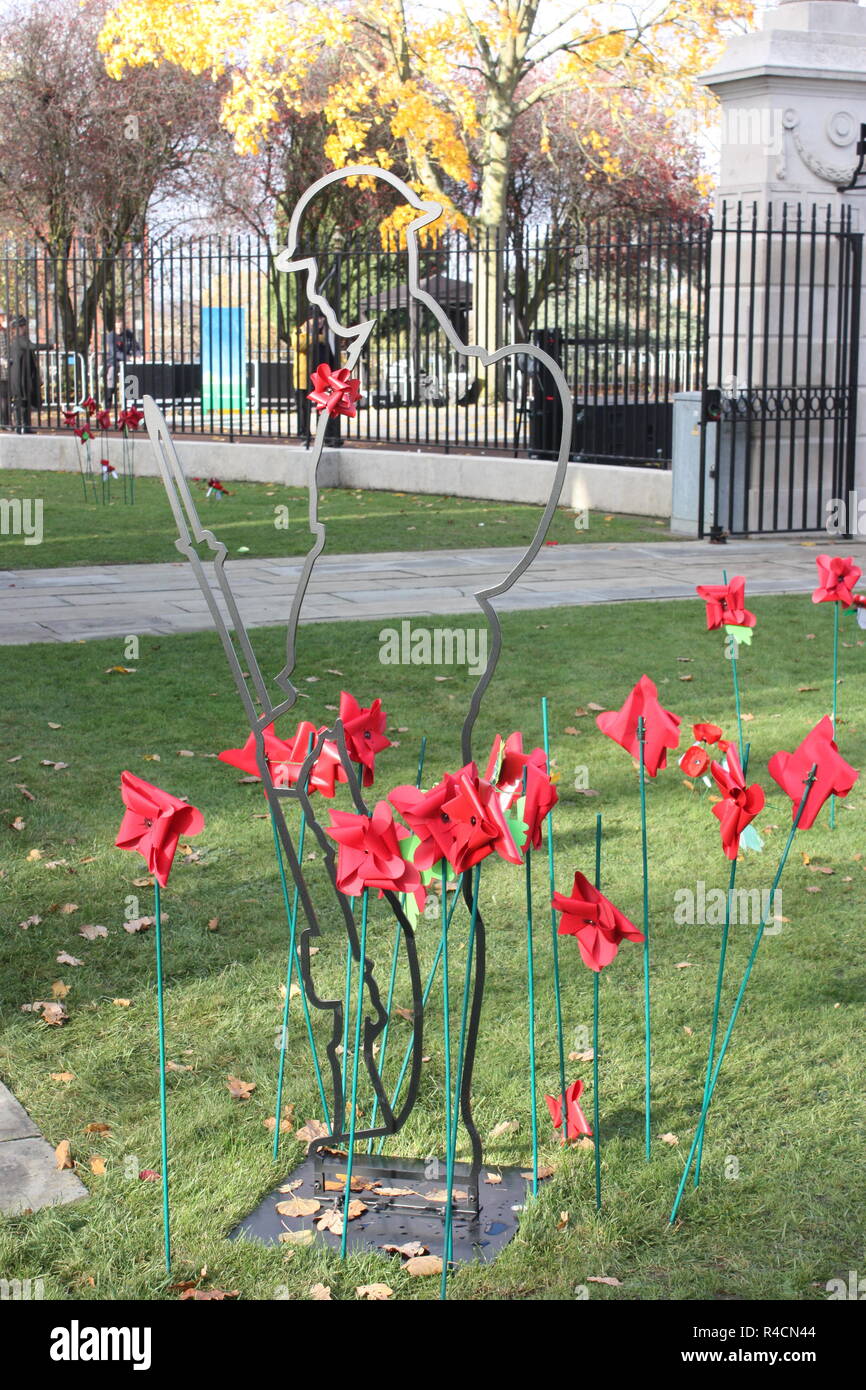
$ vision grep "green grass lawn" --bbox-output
[1,594,863,1302]
[0,468,678,570]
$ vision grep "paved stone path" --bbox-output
[2,537,865,644]
[0,1082,87,1214]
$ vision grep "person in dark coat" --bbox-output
[0,312,10,429]
[104,317,141,406]
[308,312,344,447]
[8,316,44,433]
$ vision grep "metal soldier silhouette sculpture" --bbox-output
[144,166,572,1259]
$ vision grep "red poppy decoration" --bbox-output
[62,409,79,428]
[545,1079,593,1140]
[218,724,295,780]
[118,406,144,431]
[74,426,93,444]
[390,764,521,875]
[339,691,391,787]
[553,870,644,972]
[693,722,723,745]
[768,715,858,830]
[812,554,862,608]
[81,396,98,416]
[115,771,204,887]
[680,745,709,778]
[695,576,756,631]
[709,745,765,859]
[100,459,116,476]
[484,732,557,850]
[308,364,361,419]
[309,737,349,798]
[96,409,112,431]
[325,802,424,910]
[595,674,681,777]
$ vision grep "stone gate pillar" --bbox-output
[699,0,866,527]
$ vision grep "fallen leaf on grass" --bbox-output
[84,1123,111,1136]
[275,1196,320,1218]
[808,864,834,875]
[90,1155,106,1175]
[309,1284,332,1300]
[26,848,42,861]
[55,1141,74,1169]
[278,1229,314,1247]
[674,961,692,969]
[79,924,108,940]
[16,784,35,801]
[59,903,78,915]
[48,722,62,729]
[57,952,83,966]
[797,685,818,693]
[131,877,153,888]
[112,998,132,1008]
[392,1005,414,1022]
[382,1241,428,1259]
[19,915,42,930]
[179,1289,238,1301]
[588,1275,623,1287]
[484,1172,502,1185]
[556,1212,569,1230]
[104,665,136,675]
[489,1120,519,1139]
[21,1000,68,1025]
[10,816,25,831]
[123,916,154,933]
[165,1061,192,1073]
[356,1284,393,1300]
[207,917,219,931]
[227,1075,256,1100]
[569,1048,594,1062]
[425,1189,467,1203]
[51,980,70,1000]
[139,1170,159,1181]
[296,1119,329,1147]
[50,1072,75,1083]
[678,674,694,682]
[521,1165,555,1181]
[660,1132,679,1146]
[404,1255,442,1277]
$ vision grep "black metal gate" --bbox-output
[699,203,862,537]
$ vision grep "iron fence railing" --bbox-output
[1,220,709,465]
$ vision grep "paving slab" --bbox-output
[2,537,865,644]
[0,1083,88,1215]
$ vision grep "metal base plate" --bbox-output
[229,1152,527,1264]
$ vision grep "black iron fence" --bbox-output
[1,220,708,465]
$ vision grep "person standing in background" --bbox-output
[0,312,10,429]
[289,313,313,445]
[105,316,141,407]
[8,315,49,433]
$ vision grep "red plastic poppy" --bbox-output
[812,554,862,607]
[61,410,79,428]
[218,724,295,780]
[73,427,92,444]
[338,691,391,787]
[81,396,98,416]
[115,771,204,887]
[325,801,424,910]
[96,409,112,431]
[693,722,723,745]
[545,1079,593,1140]
[553,870,644,972]
[680,744,709,778]
[390,764,520,874]
[768,715,858,830]
[118,406,144,431]
[695,576,756,631]
[307,364,361,419]
[709,745,765,859]
[595,674,681,777]
[100,459,116,475]
[484,732,557,850]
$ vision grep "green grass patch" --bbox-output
[0,467,679,569]
[0,595,863,1301]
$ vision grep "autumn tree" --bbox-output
[98,0,750,378]
[0,0,216,354]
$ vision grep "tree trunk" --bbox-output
[471,113,511,401]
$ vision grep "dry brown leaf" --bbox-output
[10,815,25,831]
[104,665,136,675]
[89,1155,106,1175]
[346,1199,367,1221]
[586,701,605,712]
[165,1061,192,1073]
[55,1140,74,1169]
[84,1122,111,1136]
[564,726,580,736]
[489,1119,519,1139]
[569,1048,594,1062]
[132,876,153,887]
[177,749,195,758]
[112,998,132,1008]
[26,848,42,861]
[19,915,42,930]
[425,1188,467,1203]
[123,916,154,934]
[315,1209,344,1235]
[404,1255,443,1277]
[356,1284,393,1300]
[277,1179,304,1194]
[50,1071,75,1083]
[556,1211,570,1230]
[309,1284,332,1300]
[484,1172,503,1185]
[660,1132,679,1146]
[278,1229,314,1247]
[16,784,35,801]
[376,1186,419,1197]
[521,1165,555,1181]
[296,1119,329,1147]
[588,1275,623,1287]
[382,1240,429,1259]
[683,1026,694,1037]
[59,903,79,915]
[392,1005,414,1022]
[79,924,108,940]
[22,1000,68,1025]
[207,917,220,931]
[48,722,62,729]
[275,1195,320,1218]
[679,674,694,682]
[674,961,692,969]
[57,952,83,966]
[808,864,834,875]
[51,980,70,1000]
[179,1289,238,1301]
[227,1075,256,1101]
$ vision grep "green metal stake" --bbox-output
[694,743,751,1187]
[525,844,539,1197]
[637,715,651,1161]
[340,888,369,1259]
[593,811,602,1211]
[541,697,568,1148]
[441,864,481,1300]
[376,874,465,1155]
[153,880,171,1274]
[439,863,454,1258]
[366,736,427,1152]
[670,765,817,1225]
[830,601,840,829]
